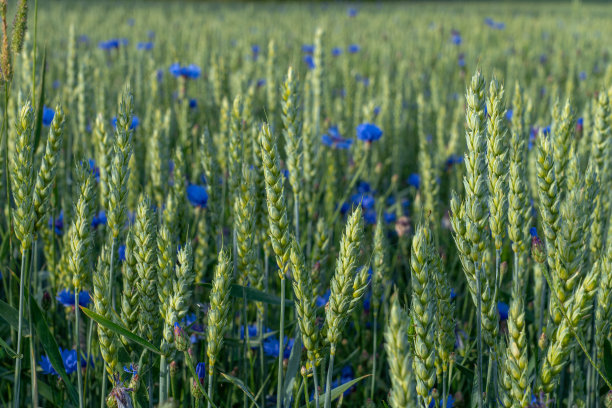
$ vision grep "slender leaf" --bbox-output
[30,295,79,405]
[305,375,370,407]
[199,283,294,306]
[220,372,261,408]
[0,299,30,335]
[0,336,17,358]
[32,47,47,153]
[80,306,161,354]
[283,327,302,407]
[0,230,9,260]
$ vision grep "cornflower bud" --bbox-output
[174,323,189,351]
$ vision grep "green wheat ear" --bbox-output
[10,100,35,254]
[385,293,416,408]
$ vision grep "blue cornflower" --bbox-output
[181,313,197,328]
[92,210,107,228]
[373,106,381,116]
[240,324,259,341]
[364,209,376,225]
[303,55,315,70]
[348,44,360,54]
[407,173,421,189]
[53,80,61,89]
[484,17,495,27]
[445,154,464,169]
[118,245,126,262]
[450,288,457,300]
[451,30,462,45]
[77,35,89,44]
[60,348,79,375]
[98,39,120,50]
[356,123,382,142]
[49,211,64,236]
[187,184,208,208]
[384,211,396,224]
[530,227,538,238]
[302,44,315,54]
[148,30,155,39]
[86,158,101,182]
[189,98,198,109]
[347,7,358,17]
[251,45,260,54]
[39,355,58,376]
[387,195,396,206]
[256,78,266,88]
[429,393,454,408]
[137,42,153,51]
[156,69,163,82]
[542,126,551,136]
[498,302,509,321]
[458,54,466,67]
[506,109,513,121]
[42,106,55,126]
[169,63,201,79]
[56,289,92,308]
[195,362,206,383]
[124,364,138,376]
[579,71,587,81]
[577,117,583,126]
[263,336,294,359]
[494,22,505,30]
[331,47,342,56]
[357,181,371,194]
[111,116,140,130]
[321,126,353,149]
[316,289,331,307]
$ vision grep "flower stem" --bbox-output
[370,311,377,400]
[160,354,168,404]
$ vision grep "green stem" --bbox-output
[277,278,286,408]
[475,261,483,408]
[13,248,29,408]
[303,371,311,408]
[100,370,107,408]
[29,242,38,408]
[311,360,320,408]
[75,290,84,408]
[148,351,153,408]
[370,311,377,400]
[160,355,168,404]
[323,350,335,408]
[207,364,214,408]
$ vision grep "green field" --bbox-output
[0,1,611,407]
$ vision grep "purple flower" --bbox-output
[356,123,382,142]
[187,184,208,208]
